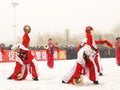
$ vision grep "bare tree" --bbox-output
[112,24,120,37]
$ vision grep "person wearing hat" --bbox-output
[7,25,38,81]
[84,26,99,81]
[22,25,31,48]
[62,26,99,85]
[115,37,120,66]
[85,26,113,76]
[85,26,103,76]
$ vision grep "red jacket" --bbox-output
[18,50,34,64]
[22,32,30,48]
[86,33,92,46]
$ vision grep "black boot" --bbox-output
[62,80,66,83]
[99,73,103,76]
[118,64,120,66]
[33,78,39,81]
[7,77,12,80]
[93,81,99,84]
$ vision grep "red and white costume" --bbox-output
[115,38,120,65]
[9,47,38,80]
[46,42,59,68]
[8,31,39,80]
[62,44,98,84]
[62,27,98,84]
[46,42,55,68]
[22,32,30,48]
[93,40,113,74]
[76,33,113,75]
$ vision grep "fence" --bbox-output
[66,47,116,59]
[0,48,116,62]
[0,50,66,62]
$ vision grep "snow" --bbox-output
[0,58,120,90]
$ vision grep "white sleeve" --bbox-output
[16,56,24,65]
[76,49,85,67]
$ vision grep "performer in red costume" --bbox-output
[22,25,31,48]
[0,43,6,55]
[7,44,38,81]
[76,26,113,76]
[62,44,98,85]
[85,26,113,76]
[62,26,99,85]
[45,38,59,68]
[0,43,6,61]
[22,25,31,73]
[93,40,113,75]
[115,37,120,66]
[7,25,39,81]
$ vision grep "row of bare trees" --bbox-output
[11,24,120,48]
[27,32,116,48]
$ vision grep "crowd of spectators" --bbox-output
[1,43,115,59]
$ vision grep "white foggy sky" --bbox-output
[0,0,120,43]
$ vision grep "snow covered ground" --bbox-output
[0,58,120,90]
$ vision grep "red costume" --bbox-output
[76,40,113,75]
[115,37,120,66]
[22,32,30,48]
[0,45,6,61]
[76,26,113,75]
[9,49,38,80]
[46,41,59,68]
[46,42,55,68]
[93,40,113,74]
[8,28,39,81]
[62,26,99,85]
[62,44,98,84]
[0,48,5,55]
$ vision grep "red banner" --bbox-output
[0,50,66,62]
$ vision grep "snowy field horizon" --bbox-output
[0,58,120,90]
